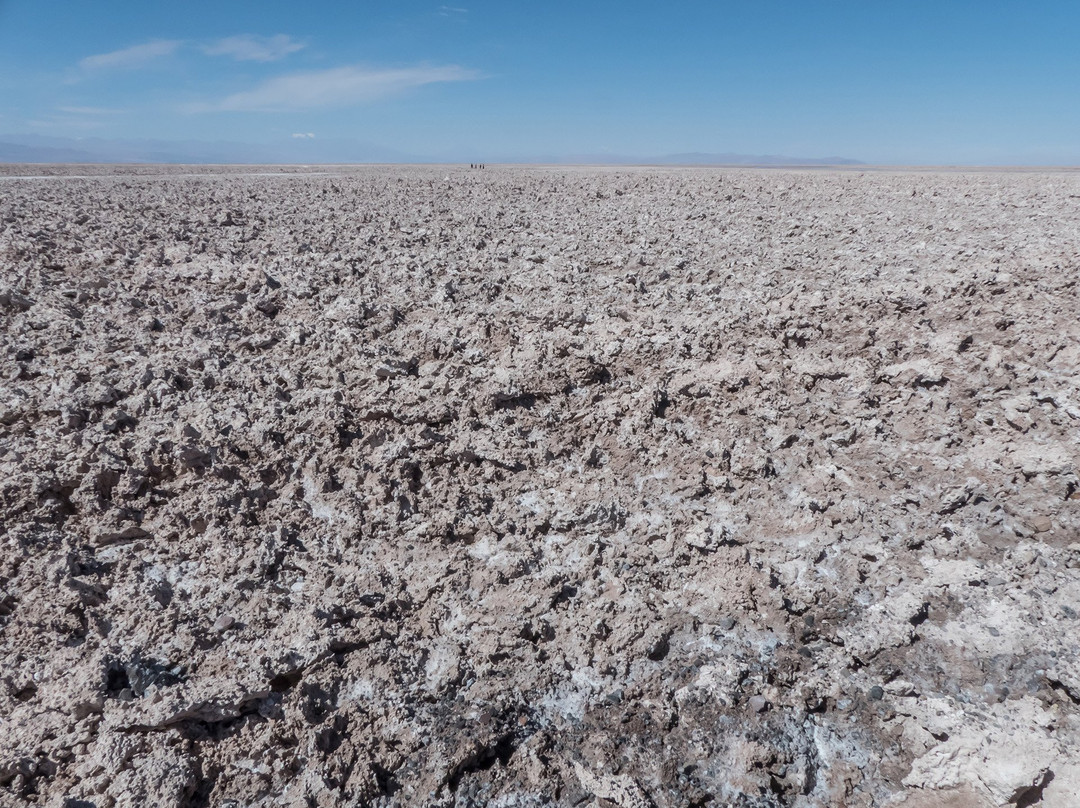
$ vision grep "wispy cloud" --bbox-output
[292,132,316,138]
[439,6,468,15]
[79,40,181,71]
[203,34,306,62]
[206,64,480,112]
[56,106,122,115]
[25,114,109,131]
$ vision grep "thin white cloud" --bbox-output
[203,34,306,62]
[439,5,468,14]
[26,115,108,131]
[79,40,181,71]
[57,106,122,115]
[292,132,316,138]
[208,64,480,112]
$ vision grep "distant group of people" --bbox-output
[470,163,486,169]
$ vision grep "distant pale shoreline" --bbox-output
[2,162,1080,180]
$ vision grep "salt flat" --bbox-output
[2,166,1079,807]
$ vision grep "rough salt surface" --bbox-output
[1,165,1079,807]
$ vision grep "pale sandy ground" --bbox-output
[2,166,1079,807]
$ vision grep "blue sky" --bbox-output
[2,0,1079,163]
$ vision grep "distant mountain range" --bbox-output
[647,151,862,166]
[512,151,863,166]
[0,134,862,166]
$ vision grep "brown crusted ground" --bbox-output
[1,166,1079,807]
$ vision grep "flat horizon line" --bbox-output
[3,161,1080,172]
